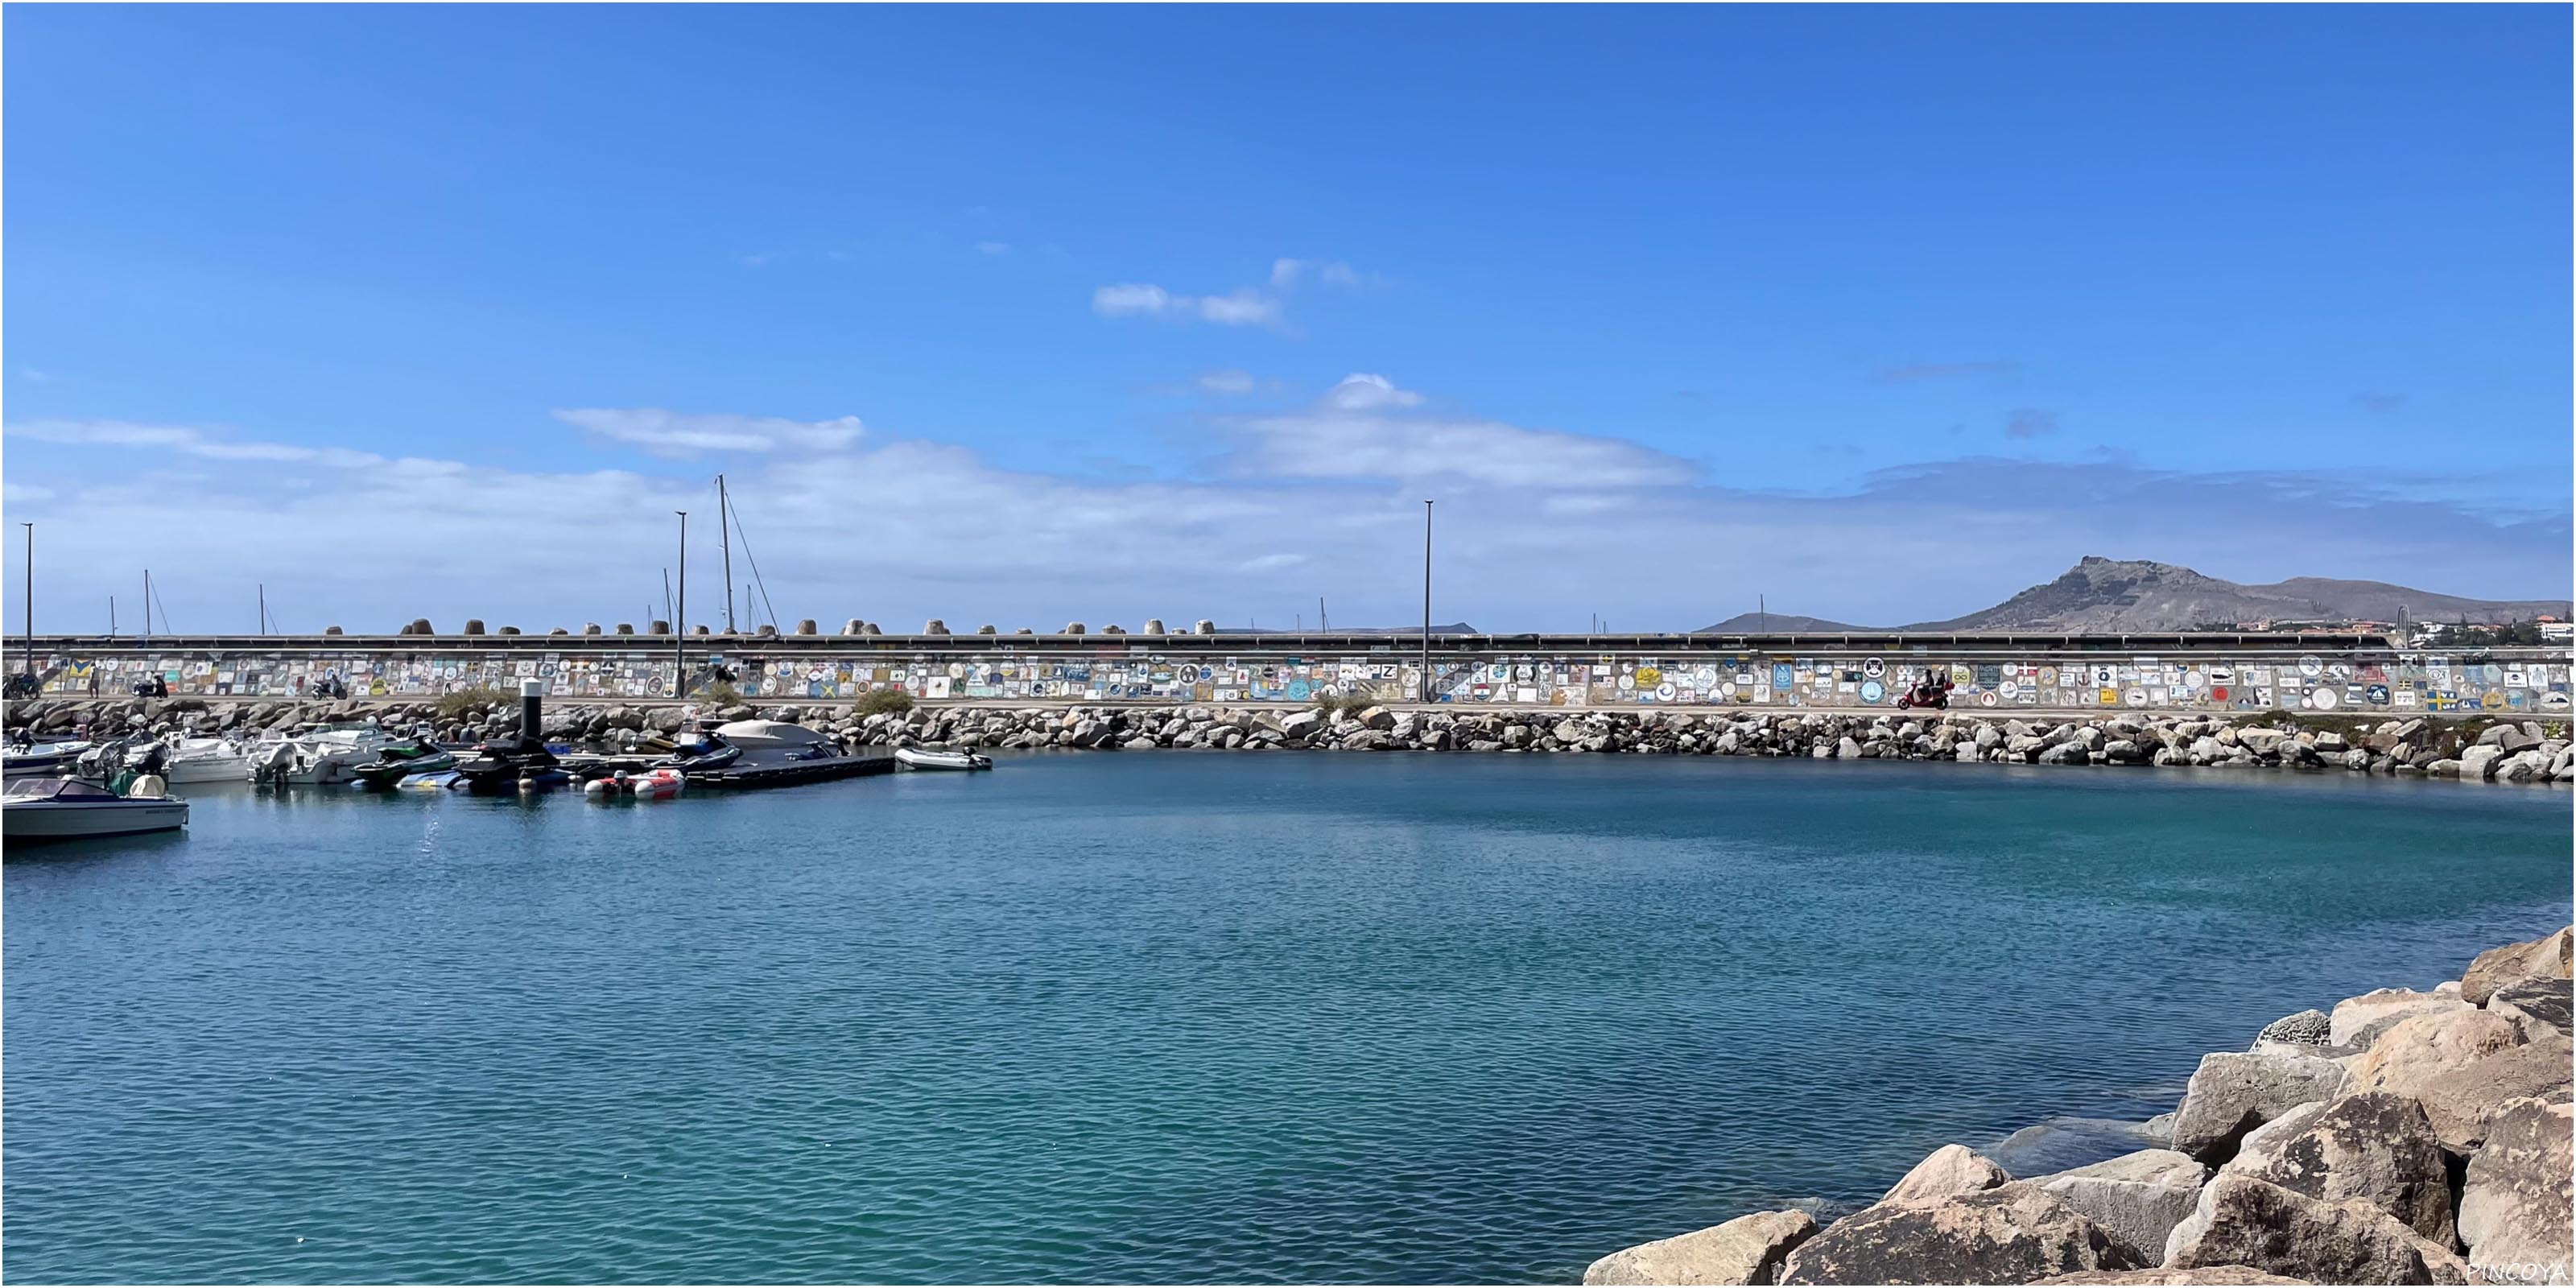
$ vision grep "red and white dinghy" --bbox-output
[584,768,684,801]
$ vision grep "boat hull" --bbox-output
[4,798,190,842]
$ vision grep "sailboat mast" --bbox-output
[717,474,736,634]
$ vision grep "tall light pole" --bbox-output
[673,510,688,698]
[1420,499,1434,703]
[20,522,32,679]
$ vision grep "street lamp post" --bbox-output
[20,522,32,679]
[673,510,688,699]
[1419,500,1433,703]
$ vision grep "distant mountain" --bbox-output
[1902,557,2571,632]
[1697,611,1872,633]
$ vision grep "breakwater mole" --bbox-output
[10,697,2570,783]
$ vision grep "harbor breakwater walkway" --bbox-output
[10,630,2573,719]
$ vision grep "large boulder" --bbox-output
[2029,1150,2209,1267]
[2462,927,2574,1005]
[2162,1174,2468,1285]
[2169,1050,2351,1162]
[2407,1035,2574,1156]
[2033,1272,2309,1286]
[1880,1144,2012,1207]
[2344,1011,2557,1152]
[1777,1187,2137,1285]
[2456,1097,2574,1286]
[2487,977,2573,1042]
[2221,1092,2454,1245]
[2330,988,2467,1048]
[1583,1210,1820,1286]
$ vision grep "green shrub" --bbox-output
[857,688,914,716]
[698,680,742,707]
[1315,691,1381,718]
[433,685,508,718]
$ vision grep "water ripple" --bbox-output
[6,757,2566,1282]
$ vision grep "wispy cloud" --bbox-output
[10,419,386,467]
[2004,408,2060,439]
[1220,374,1695,489]
[1196,370,1258,395]
[1092,283,1283,328]
[6,385,2564,633]
[552,409,865,458]
[2351,392,2408,414]
[1270,258,1367,290]
[1872,360,2019,384]
[976,242,1012,256]
[736,251,777,269]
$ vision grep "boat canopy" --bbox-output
[713,720,830,748]
[4,777,122,800]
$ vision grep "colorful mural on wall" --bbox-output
[23,648,2572,714]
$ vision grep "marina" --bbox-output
[3,753,2564,1282]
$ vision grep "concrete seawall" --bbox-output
[10,631,2571,719]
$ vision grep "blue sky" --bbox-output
[6,4,2568,634]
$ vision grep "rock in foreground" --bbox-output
[2161,1173,2467,1284]
[1583,1210,1818,1286]
[1777,1187,2136,1285]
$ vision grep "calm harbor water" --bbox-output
[5,754,2568,1284]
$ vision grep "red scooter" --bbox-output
[1895,673,1955,710]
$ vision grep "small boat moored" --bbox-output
[349,737,461,790]
[3,738,93,780]
[3,776,189,843]
[895,745,994,771]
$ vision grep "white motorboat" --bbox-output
[712,719,832,749]
[248,723,393,786]
[3,776,188,842]
[161,734,254,785]
[896,745,993,771]
[2,739,93,779]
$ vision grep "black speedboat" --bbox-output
[447,680,568,793]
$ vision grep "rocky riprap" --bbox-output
[8,698,2570,785]
[1583,927,2575,1286]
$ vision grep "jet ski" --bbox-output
[349,739,461,790]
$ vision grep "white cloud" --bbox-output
[10,419,385,468]
[3,390,2565,634]
[1223,376,1695,489]
[1092,283,1282,328]
[976,242,1012,256]
[1197,370,1258,395]
[1320,374,1423,411]
[551,408,865,458]
[1271,258,1367,290]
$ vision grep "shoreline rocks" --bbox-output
[8,698,2569,786]
[1582,926,2575,1285]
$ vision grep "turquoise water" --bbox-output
[5,756,2567,1284]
